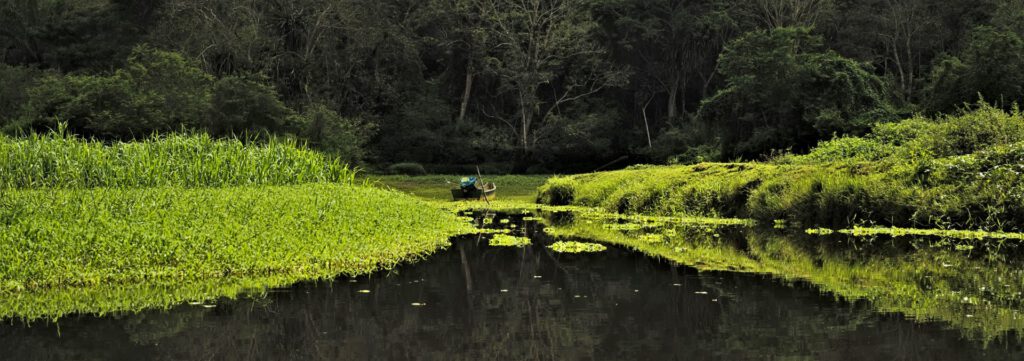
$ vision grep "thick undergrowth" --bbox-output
[539,104,1024,231]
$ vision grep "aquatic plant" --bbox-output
[548,241,607,253]
[805,228,835,235]
[0,183,475,320]
[489,234,532,247]
[837,226,1024,240]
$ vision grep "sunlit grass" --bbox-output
[0,130,356,189]
[0,183,475,320]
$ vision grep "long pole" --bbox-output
[476,166,491,206]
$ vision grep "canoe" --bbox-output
[451,182,497,201]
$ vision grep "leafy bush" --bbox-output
[536,176,579,205]
[786,137,898,164]
[387,163,427,176]
[20,46,212,139]
[0,64,43,132]
[699,27,893,158]
[299,103,375,163]
[206,76,293,137]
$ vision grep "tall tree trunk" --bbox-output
[667,77,680,120]
[458,61,474,124]
[642,97,654,149]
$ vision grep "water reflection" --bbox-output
[2,214,1021,360]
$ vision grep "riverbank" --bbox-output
[539,104,1024,231]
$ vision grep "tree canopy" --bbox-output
[1,0,1021,171]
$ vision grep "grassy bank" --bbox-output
[372,174,550,202]
[539,104,1024,231]
[0,132,475,320]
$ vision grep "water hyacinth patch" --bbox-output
[548,241,607,254]
[489,234,532,247]
[0,180,476,318]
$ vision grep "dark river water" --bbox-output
[2,214,1023,360]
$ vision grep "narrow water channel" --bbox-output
[2,213,1022,360]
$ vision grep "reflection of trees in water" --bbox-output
[2,221,1024,360]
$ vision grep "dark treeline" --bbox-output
[2,0,1024,172]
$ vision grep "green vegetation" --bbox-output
[0,132,474,320]
[489,235,532,248]
[9,0,1024,171]
[548,241,608,254]
[0,129,355,189]
[373,174,550,202]
[539,104,1024,232]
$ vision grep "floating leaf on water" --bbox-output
[411,303,426,307]
[672,283,682,287]
[695,291,709,295]
[357,290,371,294]
[500,289,509,293]
[490,234,531,247]
[548,241,607,254]
[533,275,542,279]
[806,228,835,235]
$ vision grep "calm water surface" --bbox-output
[2,215,1022,360]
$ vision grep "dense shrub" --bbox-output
[299,103,375,163]
[536,177,578,205]
[20,46,212,139]
[206,76,293,137]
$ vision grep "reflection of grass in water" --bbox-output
[548,241,607,253]
[837,226,1024,240]
[540,210,1024,344]
[489,234,531,247]
[0,184,475,320]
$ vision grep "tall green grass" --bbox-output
[0,130,356,189]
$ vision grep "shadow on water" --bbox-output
[2,213,1024,360]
